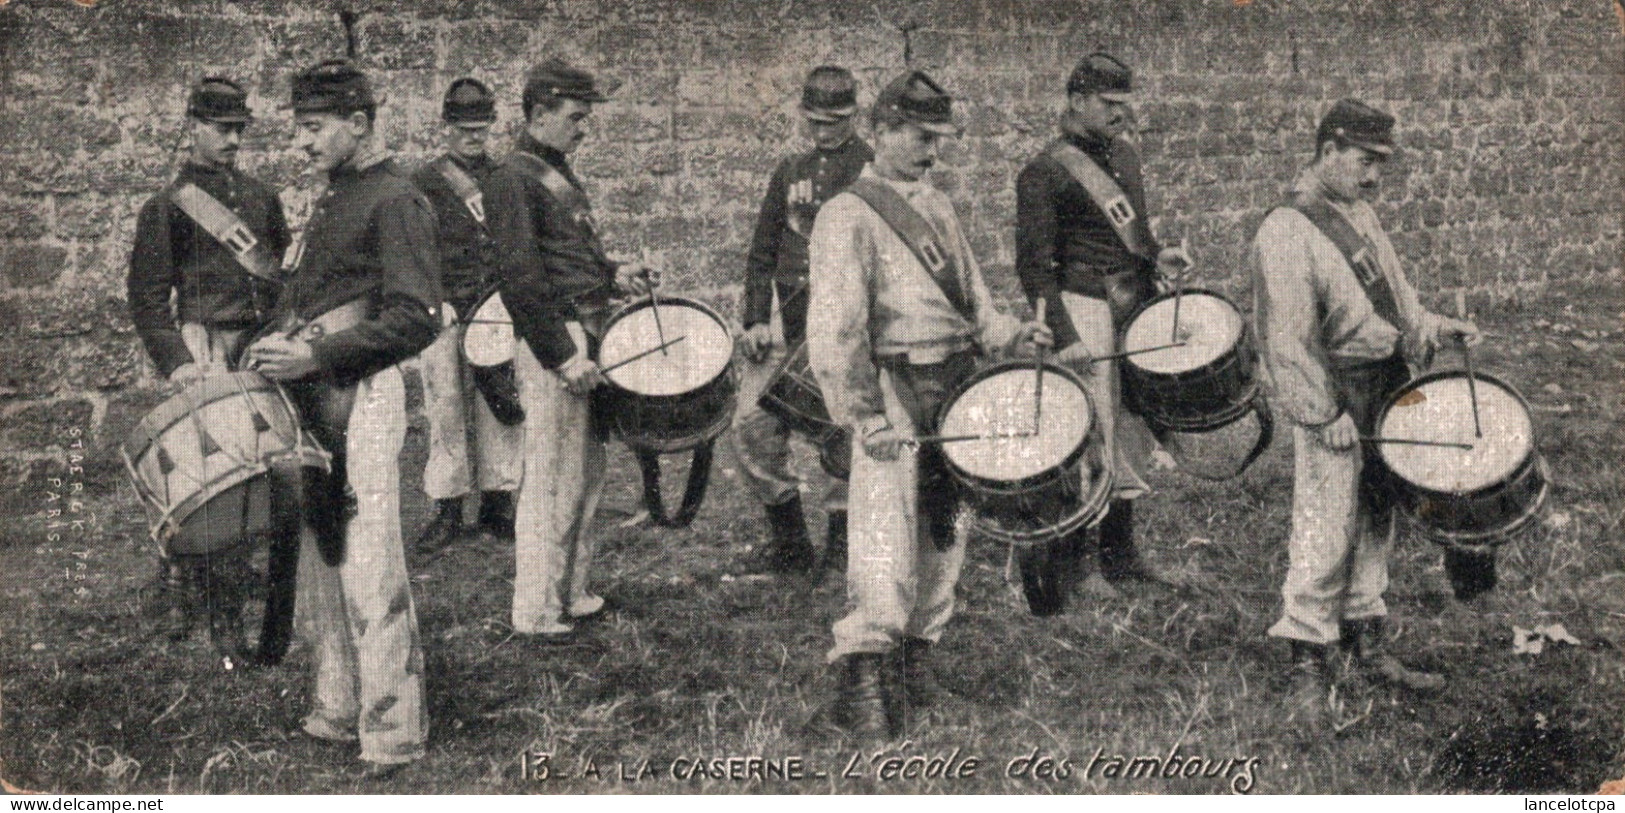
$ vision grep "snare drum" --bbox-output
[938,361,1111,546]
[1374,370,1549,548]
[1121,289,1255,430]
[758,342,851,479]
[459,288,524,426]
[122,371,331,555]
[599,295,737,454]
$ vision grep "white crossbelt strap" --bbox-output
[433,156,487,225]
[1045,139,1153,260]
[170,183,281,282]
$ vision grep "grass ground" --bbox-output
[2,276,1621,795]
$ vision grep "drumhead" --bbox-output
[939,365,1092,482]
[1378,374,1533,494]
[601,299,733,396]
[462,291,514,368]
[1123,292,1243,374]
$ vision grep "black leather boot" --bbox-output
[1444,547,1498,601]
[1097,500,1180,588]
[1017,529,1089,616]
[413,498,464,555]
[1286,640,1331,726]
[899,637,945,708]
[739,493,815,575]
[823,511,848,575]
[478,490,516,541]
[833,652,893,739]
[141,558,192,641]
[1341,617,1444,692]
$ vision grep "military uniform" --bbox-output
[411,79,522,552]
[125,76,290,653]
[487,59,623,637]
[1253,100,1465,718]
[734,66,871,575]
[255,60,439,769]
[1014,54,1165,602]
[809,73,1031,737]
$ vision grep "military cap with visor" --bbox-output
[1067,52,1134,103]
[801,66,859,122]
[187,76,253,124]
[442,77,497,126]
[290,59,379,115]
[1315,98,1396,156]
[523,57,620,114]
[873,70,960,136]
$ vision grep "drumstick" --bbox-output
[641,248,669,355]
[1359,437,1473,450]
[1170,239,1187,344]
[909,430,1039,445]
[1095,341,1187,363]
[599,335,687,375]
[1033,298,1048,429]
[1455,289,1481,438]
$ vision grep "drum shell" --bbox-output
[758,342,851,479]
[939,361,1113,546]
[1120,288,1258,432]
[122,371,330,555]
[600,296,738,454]
[1376,370,1550,549]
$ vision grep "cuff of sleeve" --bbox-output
[1302,409,1344,430]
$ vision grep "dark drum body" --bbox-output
[758,341,852,479]
[1374,370,1549,550]
[1120,288,1258,432]
[937,361,1112,546]
[599,296,737,454]
[121,371,331,556]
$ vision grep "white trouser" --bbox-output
[730,343,847,511]
[298,365,429,765]
[420,305,523,500]
[511,341,606,633]
[1060,292,1154,501]
[1267,424,1394,645]
[828,368,967,662]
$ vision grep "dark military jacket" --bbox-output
[271,154,441,385]
[742,136,872,346]
[486,134,618,371]
[411,152,500,316]
[1015,131,1161,348]
[126,161,290,376]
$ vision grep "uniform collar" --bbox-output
[180,160,234,181]
[328,142,393,181]
[516,134,571,174]
[1293,167,1358,209]
[860,163,930,196]
[1065,130,1112,163]
[445,151,492,171]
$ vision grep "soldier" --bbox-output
[410,78,523,555]
[1013,53,1191,605]
[486,58,658,639]
[244,59,438,776]
[807,71,1051,737]
[1251,99,1480,724]
[126,75,290,653]
[734,66,872,577]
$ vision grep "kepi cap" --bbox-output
[1067,52,1133,102]
[1315,98,1396,156]
[442,77,496,126]
[800,66,858,122]
[873,70,960,136]
[187,76,253,124]
[291,59,378,115]
[523,57,620,114]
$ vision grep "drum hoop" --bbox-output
[122,371,280,461]
[601,294,735,395]
[970,438,1115,546]
[460,284,506,326]
[1406,455,1551,550]
[937,360,1096,490]
[1119,287,1241,336]
[1375,368,1538,495]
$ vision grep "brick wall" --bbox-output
[0,0,1620,516]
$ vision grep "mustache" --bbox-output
[916,158,935,169]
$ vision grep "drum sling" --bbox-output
[433,156,487,225]
[506,151,607,256]
[1045,139,1158,322]
[1284,196,1405,330]
[171,183,283,283]
[846,179,975,322]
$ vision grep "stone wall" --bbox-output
[0,0,1620,519]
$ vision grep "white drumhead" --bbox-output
[600,301,733,396]
[1124,293,1243,374]
[462,293,514,368]
[1378,375,1532,493]
[939,367,1092,482]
